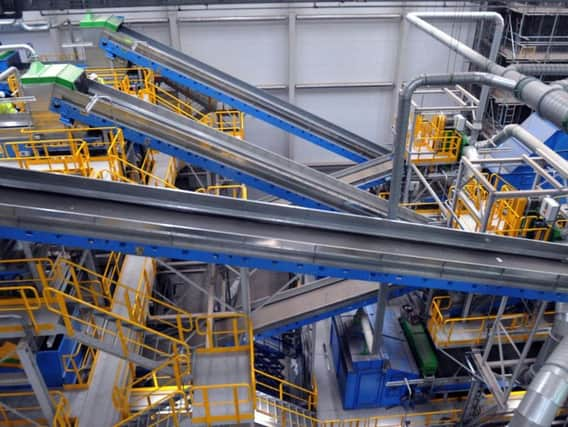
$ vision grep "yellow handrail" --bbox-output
[89,66,246,137]
[255,368,317,411]
[428,296,554,347]
[0,390,75,426]
[408,113,462,165]
[196,184,248,199]
[61,343,99,391]
[113,354,190,423]
[191,383,254,425]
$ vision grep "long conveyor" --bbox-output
[252,278,379,337]
[50,81,424,222]
[98,26,389,162]
[1,167,567,303]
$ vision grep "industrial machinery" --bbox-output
[0,7,568,427]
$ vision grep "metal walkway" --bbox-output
[0,167,567,303]
[49,82,423,222]
[99,27,388,163]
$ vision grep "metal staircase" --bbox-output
[43,258,191,370]
[255,392,316,427]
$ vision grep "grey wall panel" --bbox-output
[296,19,399,84]
[178,21,288,86]
[293,87,391,164]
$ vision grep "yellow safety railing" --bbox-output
[52,391,76,427]
[256,395,462,426]
[191,312,256,425]
[89,66,245,137]
[449,173,530,236]
[115,391,188,427]
[46,258,193,344]
[87,67,152,96]
[0,390,75,427]
[376,192,441,216]
[255,368,318,411]
[0,137,93,175]
[113,354,190,424]
[0,286,44,335]
[408,114,462,165]
[7,73,25,112]
[44,286,189,366]
[428,296,554,347]
[213,110,245,139]
[102,130,178,189]
[61,343,99,391]
[39,53,79,63]
[191,383,254,425]
[196,184,248,199]
[102,251,126,289]
[0,257,54,334]
[5,125,176,188]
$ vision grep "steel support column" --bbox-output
[16,341,54,425]
[168,8,181,50]
[372,283,388,355]
[240,267,251,315]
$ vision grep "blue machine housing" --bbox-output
[0,51,22,73]
[490,113,568,190]
[330,307,420,409]
[0,334,84,390]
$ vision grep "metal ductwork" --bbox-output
[475,125,568,179]
[510,325,568,426]
[506,63,568,77]
[406,12,568,134]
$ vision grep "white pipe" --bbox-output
[0,44,38,61]
[479,125,568,180]
[405,12,506,143]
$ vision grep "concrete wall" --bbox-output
[1,2,479,165]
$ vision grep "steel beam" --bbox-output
[16,341,54,425]
[100,26,388,162]
[0,168,567,303]
[49,82,424,222]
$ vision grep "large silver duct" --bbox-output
[510,304,568,427]
[405,12,504,142]
[475,124,568,179]
[406,12,568,135]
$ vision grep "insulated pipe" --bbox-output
[528,303,568,383]
[553,79,568,92]
[509,334,568,427]
[478,125,568,180]
[406,12,504,142]
[388,72,517,219]
[18,21,50,32]
[507,63,568,77]
[406,12,568,135]
[0,44,38,61]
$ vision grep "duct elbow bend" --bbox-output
[510,337,568,427]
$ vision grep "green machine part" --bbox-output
[21,61,84,90]
[400,318,439,377]
[80,12,123,32]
